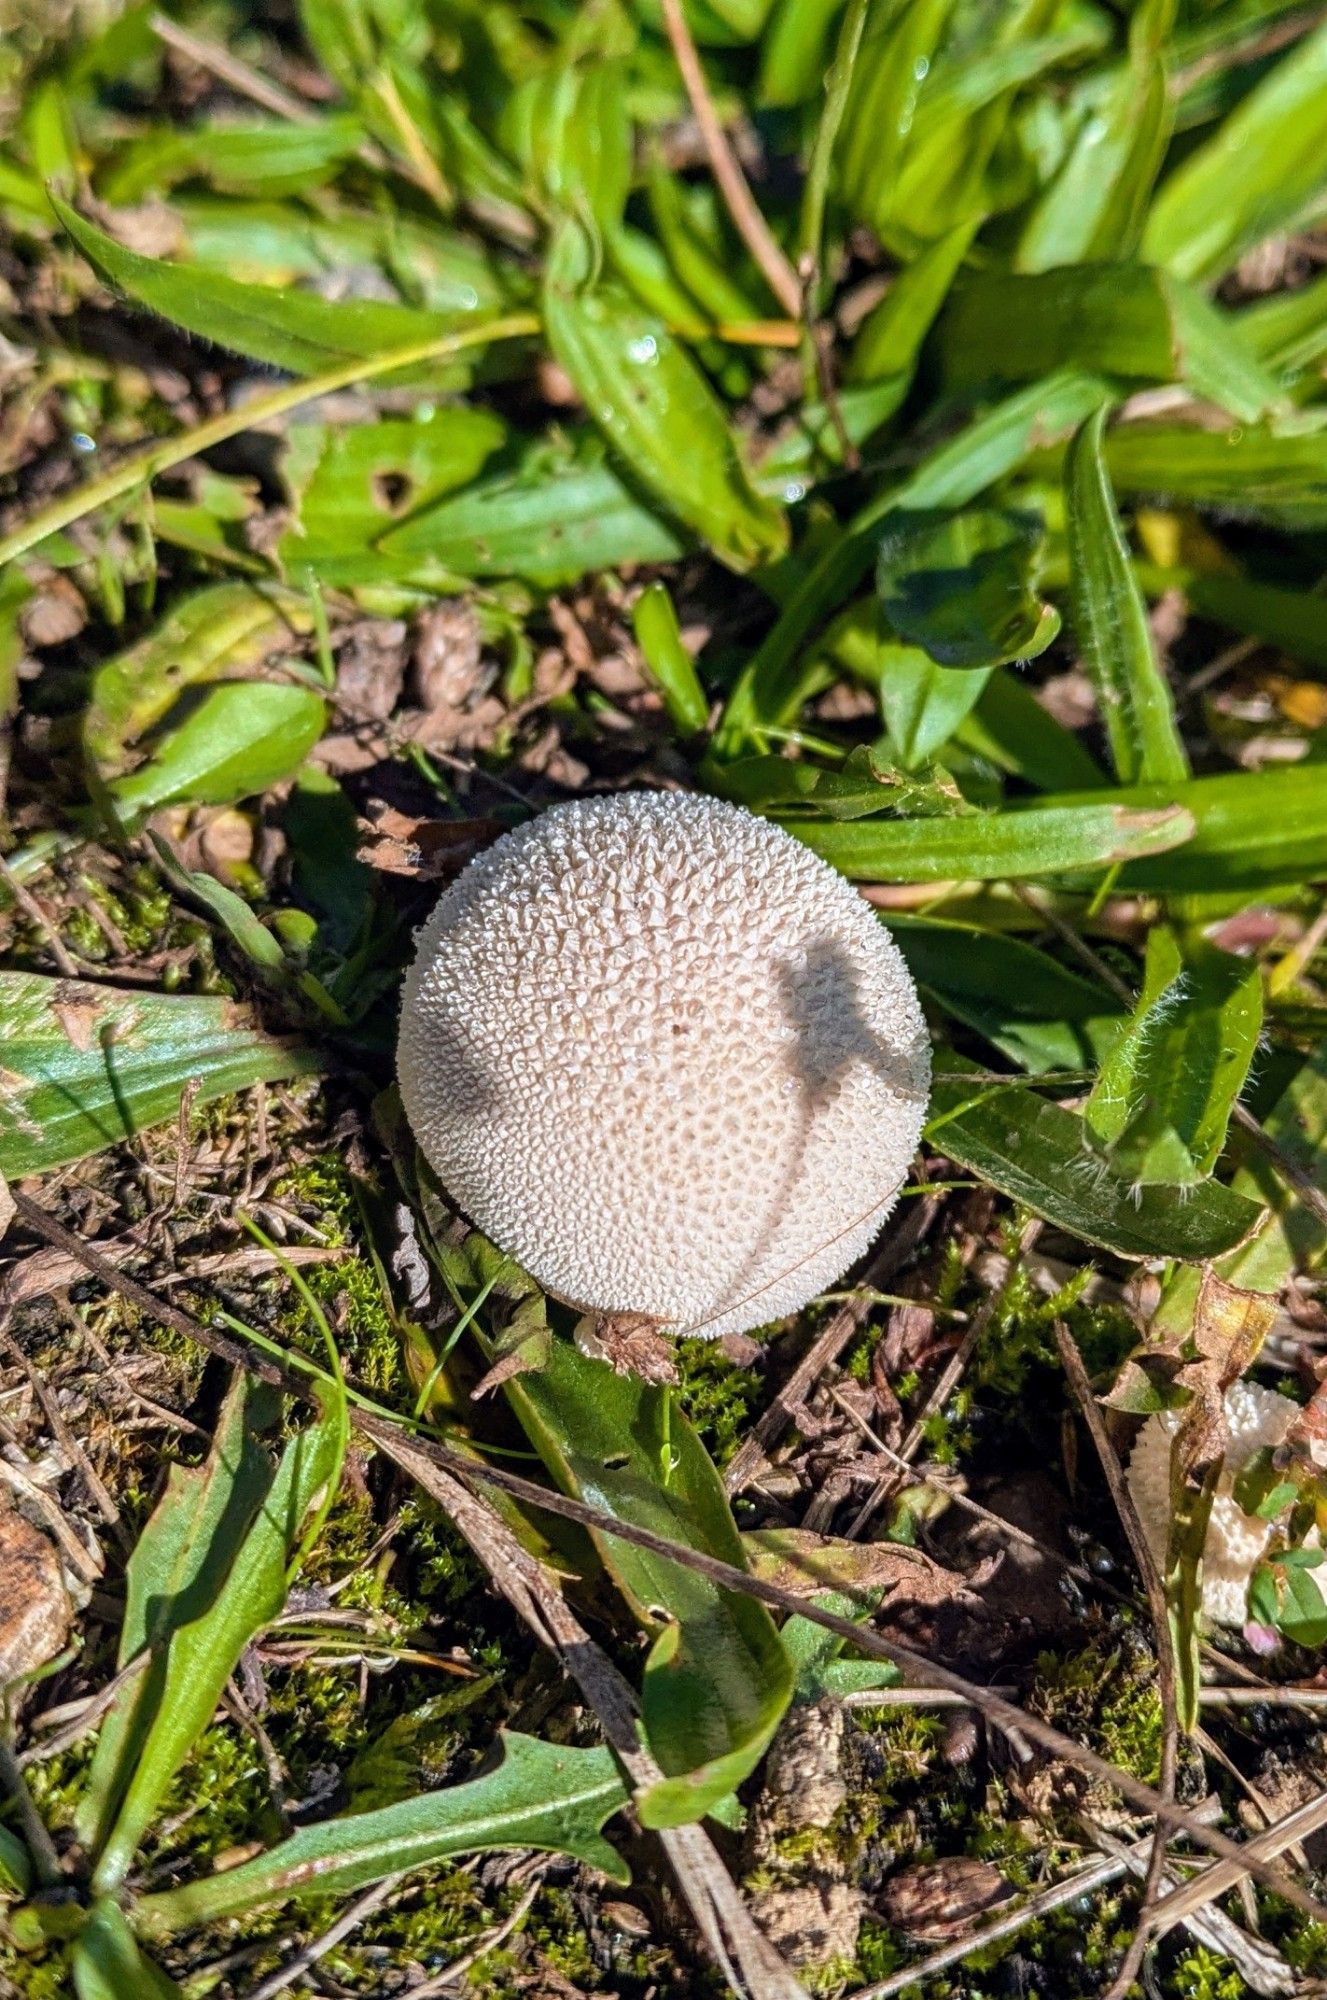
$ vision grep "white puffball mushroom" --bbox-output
[1125,1381,1327,1628]
[398,791,930,1342]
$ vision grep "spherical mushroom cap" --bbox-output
[1125,1381,1327,1628]
[397,791,930,1340]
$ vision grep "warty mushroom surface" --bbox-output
[398,790,931,1342]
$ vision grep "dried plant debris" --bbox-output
[2,2,1327,1997]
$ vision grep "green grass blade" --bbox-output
[1065,405,1187,785]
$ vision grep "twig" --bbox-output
[1144,1787,1327,1941]
[149,13,317,123]
[11,1187,1327,1926]
[18,1659,141,1769]
[1232,1101,1327,1231]
[850,1808,1220,2000]
[724,1193,939,1494]
[844,1218,1042,1538]
[1056,1321,1179,2000]
[658,0,801,319]
[241,1876,402,2000]
[0,1739,62,1888]
[0,856,80,977]
[1011,883,1135,1007]
[404,1874,543,1998]
[1084,1818,1295,1999]
[0,1320,125,1543]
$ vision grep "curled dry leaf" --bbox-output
[0,1507,72,1687]
[880,1857,1014,1942]
[356,809,505,881]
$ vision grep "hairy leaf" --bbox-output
[136,1734,628,1935]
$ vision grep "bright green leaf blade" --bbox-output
[135,1734,628,1936]
[719,371,1109,747]
[781,798,1192,882]
[938,264,1281,422]
[847,216,978,383]
[0,974,319,1177]
[503,1339,793,1829]
[632,582,710,734]
[101,118,363,202]
[71,1901,184,2000]
[879,649,991,768]
[1153,1039,1327,1351]
[1017,0,1174,270]
[889,915,1125,1073]
[279,407,508,572]
[108,681,326,825]
[83,584,313,778]
[51,196,464,375]
[92,1405,344,1893]
[541,221,787,574]
[173,195,519,318]
[1237,269,1327,375]
[1065,405,1187,785]
[0,1825,31,1899]
[1144,17,1327,281]
[927,1056,1262,1259]
[1040,762,1327,895]
[1085,928,1262,1184]
[1099,420,1327,531]
[379,431,686,587]
[77,1378,273,1861]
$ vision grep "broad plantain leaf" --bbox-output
[107,681,326,826]
[83,584,313,778]
[0,974,318,1176]
[927,1055,1261,1259]
[91,1391,344,1892]
[503,1338,793,1829]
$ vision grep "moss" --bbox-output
[1171,1946,1250,2000]
[273,1154,407,1397]
[675,1336,760,1468]
[1031,1641,1164,1786]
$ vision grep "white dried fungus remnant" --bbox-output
[1126,1381,1327,1628]
[398,791,930,1340]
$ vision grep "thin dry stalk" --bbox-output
[724,1193,940,1494]
[0,1318,125,1542]
[1144,1788,1327,1941]
[12,1187,1327,1928]
[404,1875,544,1997]
[845,1217,1042,1538]
[1084,1818,1295,1998]
[1055,1320,1180,2000]
[850,1807,1220,2000]
[149,12,317,121]
[658,0,802,318]
[241,1876,402,2000]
